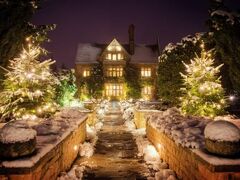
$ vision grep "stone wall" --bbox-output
[134,109,159,129]
[0,116,87,180]
[147,123,240,180]
[87,110,97,126]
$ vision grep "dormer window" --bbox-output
[106,53,123,61]
[141,67,151,77]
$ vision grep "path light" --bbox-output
[145,145,159,160]
[74,145,78,151]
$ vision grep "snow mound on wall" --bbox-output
[148,107,211,149]
[204,120,240,142]
[0,126,36,143]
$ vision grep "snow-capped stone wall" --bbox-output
[0,108,87,180]
[147,122,240,180]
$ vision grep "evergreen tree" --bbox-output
[0,0,55,84]
[180,43,226,117]
[0,43,58,120]
[56,69,77,107]
[206,0,240,94]
[157,34,203,106]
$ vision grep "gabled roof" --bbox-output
[75,43,102,64]
[75,40,159,64]
[131,44,159,64]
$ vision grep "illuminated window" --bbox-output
[107,53,111,60]
[112,54,117,60]
[105,84,123,96]
[83,69,90,77]
[142,86,152,95]
[107,67,123,77]
[117,53,123,60]
[141,67,151,77]
[116,46,121,51]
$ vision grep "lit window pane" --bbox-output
[112,54,117,60]
[141,67,151,77]
[83,69,90,77]
[107,53,111,60]
[118,53,122,60]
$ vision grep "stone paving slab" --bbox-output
[74,104,152,179]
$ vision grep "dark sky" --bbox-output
[32,0,240,68]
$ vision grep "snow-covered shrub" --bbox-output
[121,100,135,121]
[79,142,94,157]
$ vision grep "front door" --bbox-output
[105,83,123,100]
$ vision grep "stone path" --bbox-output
[75,103,152,179]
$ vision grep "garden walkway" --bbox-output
[75,102,152,179]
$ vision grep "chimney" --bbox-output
[128,24,135,55]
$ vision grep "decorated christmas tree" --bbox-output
[0,42,58,120]
[180,42,226,117]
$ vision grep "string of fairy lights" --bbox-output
[0,37,58,120]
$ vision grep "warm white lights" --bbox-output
[83,69,90,77]
[141,67,151,77]
[73,145,78,151]
[145,145,159,160]
[229,95,235,101]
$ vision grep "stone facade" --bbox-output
[75,25,159,100]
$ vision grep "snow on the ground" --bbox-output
[96,100,108,121]
[58,165,85,180]
[132,127,177,180]
[204,120,240,142]
[79,121,103,158]
[121,102,178,180]
[148,107,211,149]
[58,108,104,179]
[0,125,37,143]
[121,101,135,121]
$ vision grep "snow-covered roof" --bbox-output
[131,44,158,64]
[75,43,102,64]
[75,42,158,64]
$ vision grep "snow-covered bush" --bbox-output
[95,100,108,121]
[121,101,135,121]
[79,122,103,158]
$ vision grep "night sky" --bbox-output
[32,0,240,68]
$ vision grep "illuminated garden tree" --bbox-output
[180,43,226,117]
[0,43,58,120]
